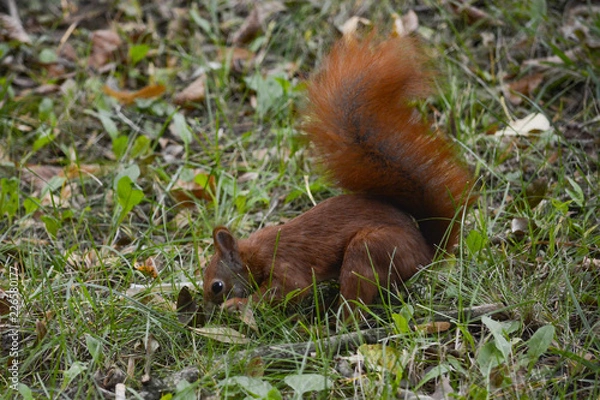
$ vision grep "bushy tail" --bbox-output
[303,37,474,250]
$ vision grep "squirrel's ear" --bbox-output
[213,226,238,255]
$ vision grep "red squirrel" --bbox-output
[203,36,474,316]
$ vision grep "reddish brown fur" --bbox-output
[203,37,474,316]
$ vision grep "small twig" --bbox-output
[231,303,507,363]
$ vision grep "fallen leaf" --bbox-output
[239,304,258,332]
[580,257,600,271]
[103,84,166,105]
[134,256,159,279]
[392,10,419,37]
[0,14,32,44]
[217,47,255,72]
[230,1,286,46]
[524,178,548,209]
[176,286,204,327]
[22,164,104,194]
[430,375,455,400]
[191,326,250,344]
[505,73,545,105]
[170,172,215,206]
[246,357,265,377]
[562,5,600,49]
[231,6,262,46]
[173,74,206,106]
[339,16,371,38]
[88,30,123,69]
[358,344,402,373]
[522,49,580,69]
[448,2,503,26]
[494,113,551,137]
[35,319,48,343]
[415,321,452,334]
[510,217,530,241]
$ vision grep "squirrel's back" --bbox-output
[303,37,474,250]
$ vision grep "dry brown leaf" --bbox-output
[176,286,204,327]
[415,321,452,334]
[103,84,166,105]
[217,47,255,72]
[239,304,258,332]
[173,74,206,106]
[35,319,48,343]
[231,6,262,46]
[448,1,503,26]
[230,1,285,46]
[0,14,32,44]
[135,256,159,279]
[505,73,545,105]
[22,164,104,193]
[170,172,215,206]
[88,29,123,69]
[246,357,266,377]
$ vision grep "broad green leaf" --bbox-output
[565,177,584,208]
[41,215,60,239]
[39,48,58,63]
[392,313,410,334]
[18,384,34,400]
[23,197,40,215]
[41,176,66,197]
[85,334,103,363]
[131,135,151,158]
[113,164,141,191]
[0,177,19,220]
[116,176,144,223]
[61,361,88,390]
[38,97,54,121]
[170,112,193,145]
[284,374,332,396]
[415,364,452,390]
[525,324,555,367]
[466,230,486,254]
[220,376,274,397]
[476,341,504,375]
[129,44,150,65]
[98,112,119,139]
[32,128,55,151]
[190,8,212,34]
[482,316,512,360]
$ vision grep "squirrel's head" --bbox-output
[203,226,251,316]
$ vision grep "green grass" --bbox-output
[1,0,599,398]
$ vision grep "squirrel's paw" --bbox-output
[221,297,249,313]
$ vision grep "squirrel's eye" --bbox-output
[211,281,224,295]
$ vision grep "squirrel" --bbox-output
[202,36,474,317]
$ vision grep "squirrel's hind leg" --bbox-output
[338,225,433,311]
